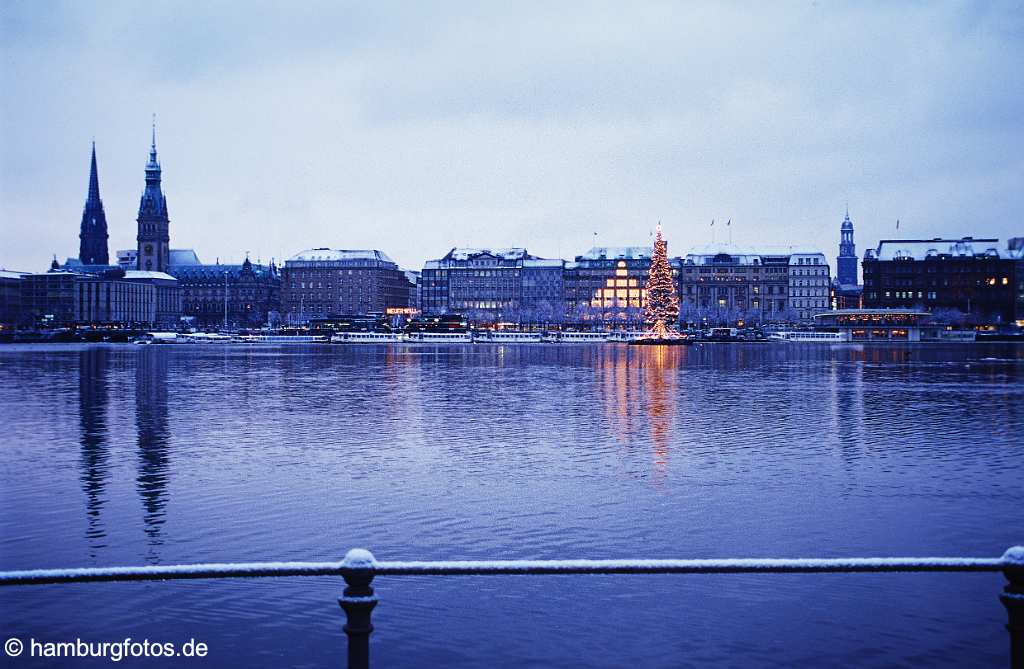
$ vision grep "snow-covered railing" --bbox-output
[2,546,1023,669]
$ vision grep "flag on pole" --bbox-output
[726,219,731,227]
[710,219,715,227]
[896,219,900,230]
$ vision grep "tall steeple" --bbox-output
[136,115,171,272]
[837,208,858,286]
[79,142,110,266]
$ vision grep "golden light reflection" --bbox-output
[596,345,683,483]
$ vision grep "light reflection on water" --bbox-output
[0,342,1022,668]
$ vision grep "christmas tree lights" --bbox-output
[643,223,680,339]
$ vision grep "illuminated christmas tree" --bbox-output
[643,223,680,338]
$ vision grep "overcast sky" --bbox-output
[2,1,1022,272]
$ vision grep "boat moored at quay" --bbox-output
[473,330,544,343]
[404,331,474,343]
[769,331,846,343]
[330,331,401,344]
[546,331,609,343]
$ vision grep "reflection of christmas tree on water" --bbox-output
[641,223,682,340]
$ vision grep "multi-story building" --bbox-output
[678,245,830,324]
[521,258,565,323]
[20,270,157,327]
[788,252,832,319]
[123,270,181,328]
[171,257,281,328]
[563,247,652,324]
[282,248,412,322]
[403,270,421,312]
[862,237,1024,324]
[0,270,30,329]
[421,248,564,322]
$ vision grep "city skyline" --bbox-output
[3,3,1023,273]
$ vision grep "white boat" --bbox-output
[237,334,328,344]
[403,331,473,343]
[331,332,400,344]
[473,331,543,343]
[769,331,846,342]
[132,332,177,344]
[179,333,235,344]
[606,331,647,342]
[545,331,609,343]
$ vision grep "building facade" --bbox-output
[282,249,412,322]
[677,245,830,324]
[421,248,563,322]
[79,143,109,266]
[862,237,1024,324]
[136,124,171,273]
[123,270,182,328]
[521,258,565,323]
[0,270,30,329]
[564,247,652,324]
[171,257,281,328]
[20,270,157,327]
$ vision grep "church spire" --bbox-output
[87,142,100,203]
[79,142,109,266]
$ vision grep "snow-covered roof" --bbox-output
[576,246,651,261]
[288,248,395,264]
[684,243,824,257]
[169,249,202,266]
[0,270,30,280]
[124,270,178,281]
[442,248,531,261]
[866,238,1004,261]
[681,243,826,265]
[522,258,564,268]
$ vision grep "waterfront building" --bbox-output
[813,308,937,342]
[123,270,182,328]
[79,143,109,266]
[677,245,830,324]
[0,270,30,329]
[136,122,171,273]
[862,237,1024,325]
[282,248,412,322]
[521,258,565,323]
[171,256,281,328]
[421,248,563,322]
[20,269,157,328]
[403,270,421,312]
[563,247,652,325]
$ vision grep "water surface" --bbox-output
[1,343,1022,667]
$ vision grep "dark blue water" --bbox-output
[1,343,1022,667]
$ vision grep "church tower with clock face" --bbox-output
[136,118,170,272]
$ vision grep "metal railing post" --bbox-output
[339,549,378,669]
[1001,546,1024,669]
